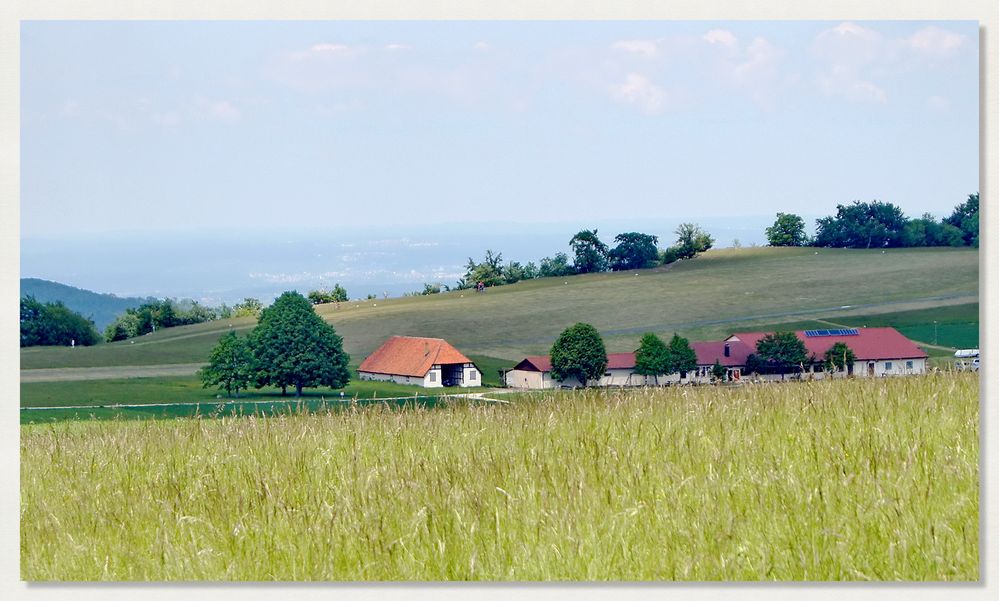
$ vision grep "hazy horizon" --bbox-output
[20,20,979,302]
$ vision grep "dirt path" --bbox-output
[21,363,205,383]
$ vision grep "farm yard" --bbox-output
[20,374,978,581]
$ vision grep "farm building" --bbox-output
[725,327,928,378]
[358,336,482,388]
[506,353,639,389]
[504,327,927,389]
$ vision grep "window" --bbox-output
[906,361,913,370]
[469,370,477,380]
[430,372,437,382]
[884,362,893,371]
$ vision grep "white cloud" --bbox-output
[703,29,738,48]
[151,111,182,127]
[908,26,965,58]
[288,42,363,62]
[385,43,411,51]
[819,66,887,104]
[732,37,781,85]
[927,95,951,111]
[311,43,356,55]
[610,73,666,114]
[611,39,659,58]
[811,22,969,105]
[812,22,891,103]
[208,100,240,121]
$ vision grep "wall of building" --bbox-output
[461,366,482,388]
[359,371,429,387]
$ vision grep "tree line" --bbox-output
[199,291,350,397]
[20,296,101,347]
[766,193,979,249]
[423,222,715,293]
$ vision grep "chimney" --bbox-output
[724,343,730,358]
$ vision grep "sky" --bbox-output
[20,20,979,240]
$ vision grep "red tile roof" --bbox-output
[691,340,754,367]
[358,336,474,377]
[512,356,552,372]
[726,327,928,361]
[607,352,637,370]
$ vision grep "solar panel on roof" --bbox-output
[804,328,859,337]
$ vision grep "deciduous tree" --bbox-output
[634,332,669,385]
[248,291,351,396]
[765,213,808,247]
[664,333,698,378]
[199,331,253,397]
[755,331,809,378]
[569,229,609,274]
[550,323,608,387]
[823,342,857,373]
[609,232,660,271]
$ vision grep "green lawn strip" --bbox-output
[21,375,434,408]
[19,397,465,425]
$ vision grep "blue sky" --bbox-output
[21,20,978,239]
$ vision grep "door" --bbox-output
[867,362,875,377]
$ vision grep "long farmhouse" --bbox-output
[505,327,928,389]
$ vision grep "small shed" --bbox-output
[358,336,482,388]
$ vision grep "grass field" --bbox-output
[20,373,978,581]
[20,247,979,370]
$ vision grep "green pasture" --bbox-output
[21,247,978,370]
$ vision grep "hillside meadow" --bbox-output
[21,373,978,581]
[20,247,978,371]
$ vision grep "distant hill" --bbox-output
[20,278,154,331]
[19,247,978,371]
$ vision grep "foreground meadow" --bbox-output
[21,374,978,581]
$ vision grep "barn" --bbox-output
[358,336,482,388]
[504,353,640,389]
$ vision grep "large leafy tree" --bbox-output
[755,332,809,377]
[550,323,608,387]
[944,192,979,247]
[199,331,253,397]
[462,250,506,288]
[20,296,101,347]
[765,213,808,247]
[661,223,714,264]
[664,333,698,378]
[569,229,609,274]
[609,232,660,271]
[538,253,576,278]
[814,201,909,248]
[634,332,669,384]
[248,291,351,396]
[823,342,857,373]
[901,214,964,247]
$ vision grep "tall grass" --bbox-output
[21,374,978,581]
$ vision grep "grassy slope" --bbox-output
[21,374,978,580]
[20,247,978,370]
